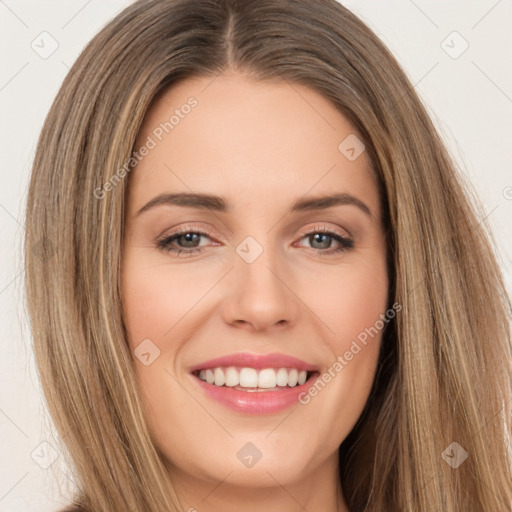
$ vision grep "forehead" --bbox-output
[128,72,379,218]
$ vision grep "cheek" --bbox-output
[121,251,211,348]
[121,253,217,468]
[292,254,388,439]
[301,253,389,347]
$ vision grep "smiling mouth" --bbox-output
[192,366,317,391]
[189,352,320,413]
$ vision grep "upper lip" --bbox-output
[189,352,319,373]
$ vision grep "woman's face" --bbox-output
[121,71,388,500]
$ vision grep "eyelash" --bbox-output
[156,224,354,258]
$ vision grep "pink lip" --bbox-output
[189,352,319,415]
[189,352,318,372]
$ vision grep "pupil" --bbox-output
[312,233,330,249]
[181,233,199,247]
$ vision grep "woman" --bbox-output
[24,0,512,510]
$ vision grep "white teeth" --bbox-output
[239,367,258,387]
[258,368,277,388]
[276,368,289,386]
[214,367,225,386]
[196,366,311,389]
[288,368,298,387]
[205,369,214,385]
[225,366,239,386]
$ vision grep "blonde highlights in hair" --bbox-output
[24,0,512,510]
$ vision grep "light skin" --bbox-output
[121,71,388,512]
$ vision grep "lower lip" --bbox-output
[192,373,319,414]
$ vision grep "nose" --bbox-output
[221,242,300,332]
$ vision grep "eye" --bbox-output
[156,224,354,257]
[295,225,354,255]
[156,227,214,257]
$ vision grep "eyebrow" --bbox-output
[136,192,373,218]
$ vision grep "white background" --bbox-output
[1,1,511,510]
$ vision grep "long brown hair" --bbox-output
[24,0,512,510]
